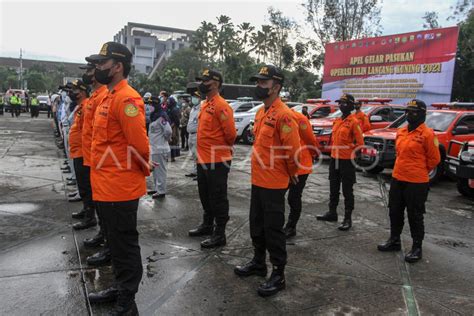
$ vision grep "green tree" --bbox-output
[452,10,474,101]
[0,66,19,90]
[267,7,297,67]
[422,11,441,29]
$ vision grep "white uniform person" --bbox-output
[185,91,202,179]
[148,97,172,199]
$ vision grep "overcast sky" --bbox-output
[0,0,459,63]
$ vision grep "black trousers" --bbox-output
[73,157,94,209]
[30,107,39,118]
[197,161,231,231]
[47,107,52,118]
[11,105,20,117]
[287,174,309,227]
[388,178,429,242]
[181,127,189,149]
[98,199,142,295]
[250,185,287,267]
[329,158,356,213]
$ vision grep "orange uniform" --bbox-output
[252,98,301,189]
[90,79,150,202]
[392,123,440,183]
[330,114,364,160]
[354,111,371,132]
[69,99,87,159]
[82,85,108,166]
[197,94,236,164]
[291,110,318,175]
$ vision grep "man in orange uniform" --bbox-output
[68,80,96,230]
[378,99,440,263]
[354,101,371,132]
[86,42,149,315]
[317,93,363,231]
[76,62,111,267]
[283,109,318,238]
[188,69,236,249]
[234,65,300,297]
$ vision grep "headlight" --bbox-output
[320,128,333,135]
[234,117,243,122]
[460,150,474,163]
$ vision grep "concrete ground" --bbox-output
[0,112,473,316]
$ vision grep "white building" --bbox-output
[113,22,194,76]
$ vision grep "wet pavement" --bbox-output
[0,113,473,315]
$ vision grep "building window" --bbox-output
[135,38,141,46]
[179,43,184,49]
[125,37,127,44]
[172,43,175,50]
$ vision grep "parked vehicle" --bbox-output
[231,101,262,113]
[446,140,474,198]
[359,102,474,183]
[311,98,405,155]
[234,104,264,144]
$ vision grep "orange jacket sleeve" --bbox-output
[217,102,237,146]
[425,132,441,171]
[299,115,318,157]
[353,121,364,148]
[362,115,371,132]
[116,98,150,176]
[278,113,301,177]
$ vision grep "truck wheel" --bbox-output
[429,162,443,185]
[457,178,474,198]
[242,127,254,145]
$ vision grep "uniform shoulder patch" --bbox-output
[124,104,139,117]
[434,136,439,147]
[282,124,292,133]
[220,108,229,121]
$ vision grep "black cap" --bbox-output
[86,42,132,63]
[79,63,95,70]
[406,99,427,111]
[195,69,223,83]
[71,79,88,92]
[149,96,161,105]
[58,82,73,91]
[336,93,355,104]
[250,65,284,83]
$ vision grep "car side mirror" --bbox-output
[453,125,470,135]
[370,115,383,122]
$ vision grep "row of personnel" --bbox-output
[61,41,440,315]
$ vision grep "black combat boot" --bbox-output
[109,291,138,316]
[316,210,338,222]
[283,223,297,238]
[377,236,401,252]
[88,287,118,304]
[257,266,286,297]
[71,208,86,219]
[188,223,213,237]
[87,247,111,266]
[73,207,97,230]
[234,258,267,277]
[338,210,352,231]
[201,226,226,249]
[83,231,104,248]
[405,241,422,263]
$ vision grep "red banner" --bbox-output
[322,26,459,105]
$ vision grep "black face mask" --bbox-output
[82,73,94,85]
[94,67,114,85]
[339,102,354,116]
[198,82,211,95]
[255,86,271,100]
[406,110,426,126]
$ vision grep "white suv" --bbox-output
[234,103,263,144]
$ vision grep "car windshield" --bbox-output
[291,105,317,113]
[390,111,457,132]
[231,102,244,110]
[248,103,264,113]
[37,96,49,101]
[327,106,374,118]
